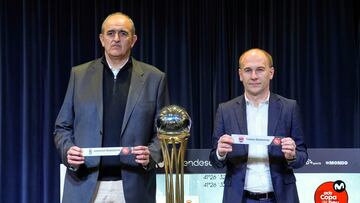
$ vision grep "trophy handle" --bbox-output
[160,137,189,203]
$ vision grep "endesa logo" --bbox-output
[184,159,212,167]
[314,180,348,203]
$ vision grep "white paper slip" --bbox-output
[231,134,282,146]
[82,147,133,156]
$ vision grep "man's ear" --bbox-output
[269,66,275,80]
[131,34,138,48]
[99,33,105,47]
[239,68,243,82]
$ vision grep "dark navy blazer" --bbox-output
[209,94,308,203]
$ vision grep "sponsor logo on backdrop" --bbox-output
[306,159,322,165]
[156,159,213,168]
[314,180,348,203]
[325,161,348,165]
[184,159,212,167]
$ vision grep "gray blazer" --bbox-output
[54,57,169,203]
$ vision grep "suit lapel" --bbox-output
[268,93,282,137]
[89,59,104,133]
[234,95,248,134]
[234,95,249,152]
[121,58,145,135]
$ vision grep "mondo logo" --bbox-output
[314,180,348,203]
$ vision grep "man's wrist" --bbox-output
[216,150,227,161]
[286,154,296,162]
[68,165,79,172]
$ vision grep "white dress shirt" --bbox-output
[244,93,274,193]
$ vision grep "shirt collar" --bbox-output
[101,56,132,71]
[244,92,270,105]
[101,56,132,79]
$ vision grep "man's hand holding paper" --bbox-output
[216,134,234,157]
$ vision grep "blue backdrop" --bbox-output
[0,0,359,202]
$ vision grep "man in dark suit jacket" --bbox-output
[54,12,169,203]
[209,48,307,203]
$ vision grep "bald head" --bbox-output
[239,48,273,69]
[101,12,136,35]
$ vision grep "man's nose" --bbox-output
[250,70,258,78]
[114,33,121,41]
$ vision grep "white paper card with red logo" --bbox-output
[231,134,282,146]
[82,147,133,156]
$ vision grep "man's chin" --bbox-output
[246,89,263,97]
[108,52,125,58]
[109,49,123,54]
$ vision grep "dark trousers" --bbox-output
[244,198,276,203]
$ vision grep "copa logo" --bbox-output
[314,180,348,203]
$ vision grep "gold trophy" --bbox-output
[156,105,191,203]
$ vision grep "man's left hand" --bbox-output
[281,137,296,160]
[132,146,151,167]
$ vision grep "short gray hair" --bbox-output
[101,12,136,35]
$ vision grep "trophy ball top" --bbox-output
[156,105,191,135]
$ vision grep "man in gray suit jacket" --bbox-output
[54,12,169,203]
[209,48,307,203]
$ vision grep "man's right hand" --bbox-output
[67,146,85,168]
[217,134,234,157]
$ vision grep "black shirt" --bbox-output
[98,56,132,180]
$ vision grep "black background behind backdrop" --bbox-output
[1,0,359,202]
